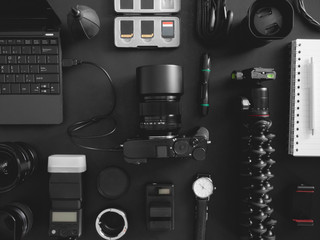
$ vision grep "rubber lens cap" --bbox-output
[97,167,129,199]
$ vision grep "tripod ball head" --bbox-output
[232,68,276,83]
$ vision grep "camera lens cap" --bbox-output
[97,167,130,200]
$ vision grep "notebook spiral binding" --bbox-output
[289,41,301,154]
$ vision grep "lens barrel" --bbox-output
[0,203,33,240]
[0,142,38,193]
[137,64,183,137]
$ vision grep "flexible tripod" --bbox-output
[233,68,277,240]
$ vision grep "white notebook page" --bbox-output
[291,39,320,156]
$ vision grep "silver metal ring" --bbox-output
[95,208,128,240]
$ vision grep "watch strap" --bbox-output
[197,174,211,179]
[195,198,208,240]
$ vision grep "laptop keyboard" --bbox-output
[0,38,60,95]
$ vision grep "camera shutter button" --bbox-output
[193,148,206,161]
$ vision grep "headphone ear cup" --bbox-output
[225,10,234,35]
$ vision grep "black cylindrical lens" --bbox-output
[0,142,38,193]
[0,212,15,240]
[137,64,183,137]
[0,203,33,240]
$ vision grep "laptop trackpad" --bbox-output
[0,95,63,125]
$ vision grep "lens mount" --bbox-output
[95,208,128,240]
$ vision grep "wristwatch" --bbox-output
[192,174,215,240]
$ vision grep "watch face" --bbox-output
[192,177,214,199]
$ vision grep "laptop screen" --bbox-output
[0,0,61,29]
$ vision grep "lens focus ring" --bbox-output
[0,142,37,193]
[138,64,184,137]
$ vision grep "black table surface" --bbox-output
[1,0,320,239]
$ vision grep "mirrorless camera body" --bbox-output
[123,64,210,164]
[124,127,210,164]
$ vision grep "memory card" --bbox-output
[161,0,174,9]
[162,21,174,38]
[141,0,154,9]
[141,21,154,38]
[121,20,134,38]
[120,0,134,9]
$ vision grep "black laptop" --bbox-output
[0,0,63,124]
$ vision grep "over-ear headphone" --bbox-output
[197,0,234,44]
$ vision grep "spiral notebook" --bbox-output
[289,39,320,156]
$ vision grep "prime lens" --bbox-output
[0,142,38,193]
[137,64,183,137]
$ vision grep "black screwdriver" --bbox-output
[200,53,212,116]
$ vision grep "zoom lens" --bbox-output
[0,142,38,193]
[137,64,183,137]
[0,203,33,240]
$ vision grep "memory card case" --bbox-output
[114,0,181,48]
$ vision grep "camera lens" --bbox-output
[0,203,33,240]
[96,208,128,240]
[0,142,38,193]
[137,64,183,137]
